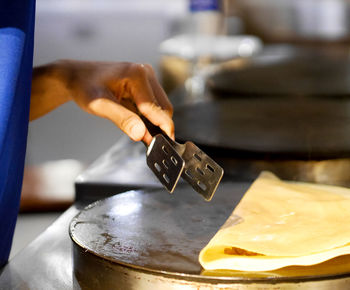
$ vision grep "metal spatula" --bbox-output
[144,118,224,201]
[180,141,224,201]
[146,134,185,193]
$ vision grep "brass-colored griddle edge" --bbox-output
[71,241,350,285]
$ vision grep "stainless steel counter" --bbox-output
[0,206,80,289]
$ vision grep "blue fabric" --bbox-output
[190,0,219,12]
[0,0,35,266]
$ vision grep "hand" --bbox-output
[31,60,174,145]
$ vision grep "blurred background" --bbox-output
[13,0,350,256]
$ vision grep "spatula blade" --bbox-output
[146,134,185,193]
[181,142,224,201]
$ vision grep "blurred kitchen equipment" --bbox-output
[206,45,350,97]
[188,0,223,36]
[173,97,350,186]
[223,0,350,43]
[174,98,350,158]
[159,34,262,97]
[70,184,350,289]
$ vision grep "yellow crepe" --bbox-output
[199,171,350,272]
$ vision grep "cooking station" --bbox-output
[2,45,350,289]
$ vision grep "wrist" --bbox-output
[30,60,75,120]
[50,59,78,102]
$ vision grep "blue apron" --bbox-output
[0,0,35,266]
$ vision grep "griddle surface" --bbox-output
[70,183,248,275]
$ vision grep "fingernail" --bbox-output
[130,123,145,141]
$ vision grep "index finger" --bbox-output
[128,65,175,140]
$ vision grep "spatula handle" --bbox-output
[141,116,175,146]
[141,116,163,137]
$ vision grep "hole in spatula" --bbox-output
[185,170,194,180]
[206,164,215,173]
[163,174,170,184]
[198,181,207,191]
[171,156,178,166]
[194,153,202,161]
[196,167,205,176]
[162,145,169,155]
[162,159,169,169]
[154,163,161,172]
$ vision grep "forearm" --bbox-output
[30,61,71,121]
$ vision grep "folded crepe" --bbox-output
[199,171,350,272]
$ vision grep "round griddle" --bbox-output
[70,184,350,289]
[207,46,350,97]
[173,98,350,159]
